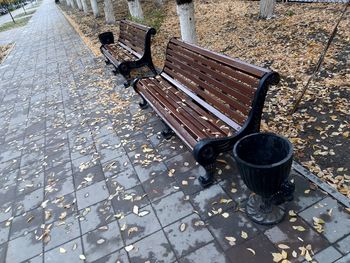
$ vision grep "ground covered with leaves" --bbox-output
[0,44,14,63]
[60,0,350,198]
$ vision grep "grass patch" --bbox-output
[0,16,32,32]
[128,9,166,31]
[14,9,36,18]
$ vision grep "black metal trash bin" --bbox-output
[233,132,294,225]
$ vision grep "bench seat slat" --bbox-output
[147,77,229,137]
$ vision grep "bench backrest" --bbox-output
[118,20,156,57]
[162,38,278,129]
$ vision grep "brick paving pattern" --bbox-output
[0,1,350,262]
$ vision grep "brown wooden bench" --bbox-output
[98,20,157,77]
[132,38,280,187]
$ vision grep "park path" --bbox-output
[1,0,350,262]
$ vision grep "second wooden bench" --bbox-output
[99,19,157,77]
[132,38,280,187]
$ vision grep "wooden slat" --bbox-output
[171,38,268,78]
[165,49,253,112]
[147,77,229,137]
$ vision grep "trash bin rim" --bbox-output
[233,132,293,169]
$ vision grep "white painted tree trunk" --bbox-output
[70,0,76,9]
[259,0,275,19]
[104,0,116,24]
[127,0,144,20]
[90,0,100,17]
[81,0,88,13]
[176,1,197,44]
[75,0,83,10]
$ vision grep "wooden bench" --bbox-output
[99,20,157,77]
[132,38,280,187]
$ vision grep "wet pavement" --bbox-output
[0,0,350,262]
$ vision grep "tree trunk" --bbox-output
[90,0,100,17]
[127,0,144,20]
[259,0,275,19]
[104,0,116,24]
[81,0,88,13]
[76,0,83,10]
[155,0,163,7]
[70,0,76,9]
[176,0,197,44]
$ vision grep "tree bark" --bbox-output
[90,0,100,17]
[155,0,163,7]
[259,0,275,19]
[104,0,116,24]
[70,0,76,9]
[81,0,88,13]
[176,0,197,44]
[127,0,144,20]
[75,0,83,10]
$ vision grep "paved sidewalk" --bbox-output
[1,1,350,262]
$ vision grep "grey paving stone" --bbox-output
[44,192,78,223]
[173,166,206,196]
[82,221,124,262]
[6,230,42,263]
[14,188,44,216]
[190,184,235,220]
[0,243,7,263]
[76,181,109,210]
[179,242,230,263]
[44,175,75,200]
[165,152,198,175]
[264,216,329,254]
[334,253,350,263]
[79,200,115,235]
[128,230,176,263]
[0,221,9,245]
[106,166,140,191]
[153,191,194,227]
[9,208,43,240]
[25,254,44,263]
[335,235,350,255]
[73,163,106,191]
[44,215,81,251]
[119,204,161,245]
[95,133,125,163]
[133,161,168,183]
[110,184,149,216]
[142,171,178,203]
[102,155,133,178]
[45,237,83,263]
[312,246,342,263]
[225,234,277,263]
[207,211,260,251]
[164,213,214,258]
[44,162,72,185]
[299,197,350,243]
[92,249,129,263]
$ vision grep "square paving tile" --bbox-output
[142,171,178,203]
[173,166,206,196]
[44,215,81,251]
[312,246,342,263]
[299,197,350,243]
[14,188,44,216]
[127,230,176,263]
[0,222,9,245]
[0,243,7,263]
[334,253,350,263]
[44,192,78,223]
[73,163,105,190]
[102,155,132,178]
[119,204,161,245]
[45,237,83,263]
[44,162,72,185]
[190,184,235,220]
[152,191,194,227]
[335,235,350,255]
[165,152,197,175]
[164,213,214,258]
[6,230,42,263]
[9,208,43,240]
[79,200,115,235]
[179,242,230,263]
[225,234,277,263]
[110,184,149,216]
[76,181,109,210]
[207,211,260,251]
[264,216,329,255]
[44,175,75,200]
[82,221,124,262]
[105,166,140,191]
[93,248,129,263]
[133,161,167,183]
